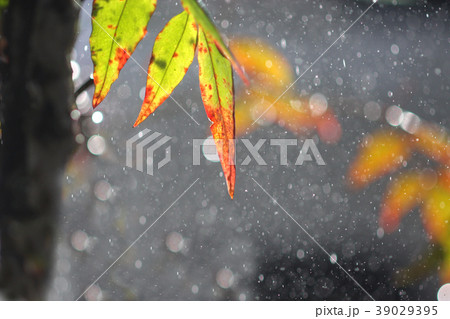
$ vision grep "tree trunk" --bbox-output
[0,0,77,300]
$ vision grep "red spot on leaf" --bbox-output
[114,47,130,70]
[93,73,100,86]
[92,74,101,107]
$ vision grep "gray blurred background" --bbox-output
[50,0,449,300]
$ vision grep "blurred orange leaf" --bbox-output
[234,89,341,143]
[348,130,412,189]
[313,109,342,144]
[379,170,436,233]
[412,124,450,167]
[422,181,450,244]
[440,247,450,283]
[230,37,341,144]
[229,37,294,90]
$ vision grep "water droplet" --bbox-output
[70,110,81,121]
[85,284,103,301]
[437,283,450,301]
[377,227,385,239]
[71,230,89,251]
[75,133,85,144]
[76,91,90,114]
[139,87,146,100]
[390,44,400,55]
[166,232,184,253]
[309,93,328,117]
[87,135,106,156]
[71,60,80,80]
[94,180,112,201]
[191,285,199,294]
[400,111,421,134]
[216,268,234,289]
[296,249,305,259]
[364,101,381,121]
[202,136,220,162]
[385,105,404,127]
[330,253,337,264]
[135,260,142,269]
[91,111,103,124]
[139,216,147,225]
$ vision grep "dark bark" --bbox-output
[0,0,77,300]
